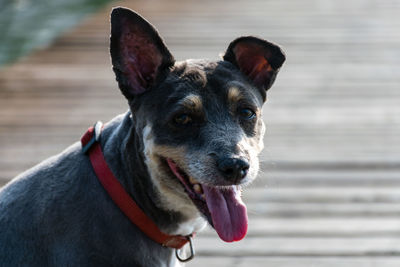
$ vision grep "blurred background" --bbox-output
[1,0,400,266]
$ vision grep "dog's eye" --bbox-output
[238,108,256,120]
[174,113,192,125]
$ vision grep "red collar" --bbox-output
[80,122,193,254]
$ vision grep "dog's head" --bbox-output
[110,7,285,242]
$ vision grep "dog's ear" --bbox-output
[223,36,285,101]
[110,7,175,99]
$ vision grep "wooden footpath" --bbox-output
[1,0,400,266]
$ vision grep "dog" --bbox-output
[0,7,285,266]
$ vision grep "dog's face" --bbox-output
[110,7,285,243]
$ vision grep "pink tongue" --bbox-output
[203,185,248,242]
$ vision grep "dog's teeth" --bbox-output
[193,184,203,194]
[189,176,197,184]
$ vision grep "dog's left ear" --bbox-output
[110,7,175,100]
[223,37,285,101]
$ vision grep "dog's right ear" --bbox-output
[110,7,175,100]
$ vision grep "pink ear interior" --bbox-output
[233,42,275,89]
[119,18,163,95]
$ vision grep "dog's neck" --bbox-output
[99,112,184,235]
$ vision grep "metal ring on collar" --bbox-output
[175,235,195,262]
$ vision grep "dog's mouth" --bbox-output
[165,158,248,242]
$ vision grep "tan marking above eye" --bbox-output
[180,94,203,111]
[227,87,243,104]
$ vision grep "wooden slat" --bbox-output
[194,236,400,257]
[192,257,400,267]
[200,217,400,237]
[244,187,400,203]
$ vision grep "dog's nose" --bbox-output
[217,157,249,184]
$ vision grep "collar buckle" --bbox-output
[81,121,103,154]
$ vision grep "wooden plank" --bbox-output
[191,257,400,267]
[200,218,400,237]
[255,171,400,187]
[246,202,400,218]
[197,256,400,267]
[194,236,400,257]
[243,188,400,203]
